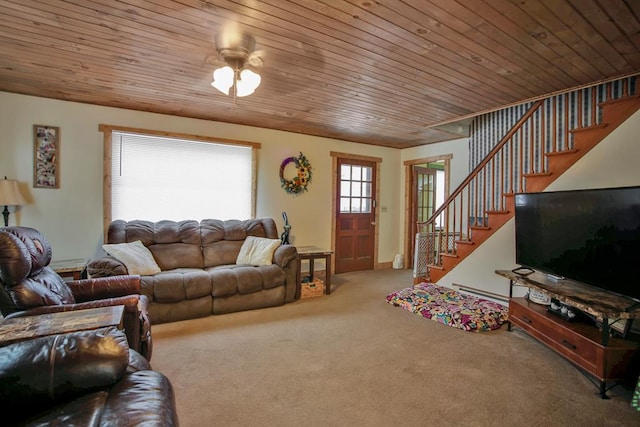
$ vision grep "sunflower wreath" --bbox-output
[280,152,312,194]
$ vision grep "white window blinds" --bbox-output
[111,132,253,221]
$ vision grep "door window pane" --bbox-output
[339,163,373,213]
[352,182,361,197]
[362,167,371,181]
[340,197,351,212]
[341,165,351,180]
[352,166,362,181]
[341,181,351,196]
[363,182,371,197]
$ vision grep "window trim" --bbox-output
[99,124,260,240]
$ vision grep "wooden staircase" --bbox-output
[419,80,640,284]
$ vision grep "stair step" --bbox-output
[569,123,607,134]
[470,226,490,230]
[486,210,509,215]
[455,239,475,246]
[598,93,640,108]
[545,149,579,157]
[523,171,552,178]
[441,253,458,258]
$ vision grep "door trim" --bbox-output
[403,154,452,269]
[330,151,382,272]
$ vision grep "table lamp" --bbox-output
[0,177,26,226]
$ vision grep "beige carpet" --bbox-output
[150,269,640,427]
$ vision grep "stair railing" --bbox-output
[417,78,634,275]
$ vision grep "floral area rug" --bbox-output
[386,282,509,332]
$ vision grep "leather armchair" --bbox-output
[0,226,152,360]
[0,327,177,426]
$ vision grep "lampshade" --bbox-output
[0,178,25,206]
[0,177,25,227]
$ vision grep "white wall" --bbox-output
[438,109,640,297]
[400,137,469,191]
[0,91,404,263]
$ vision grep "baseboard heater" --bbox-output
[452,283,509,305]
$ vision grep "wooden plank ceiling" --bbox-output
[1,0,639,148]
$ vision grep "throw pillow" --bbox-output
[236,236,281,266]
[102,240,161,275]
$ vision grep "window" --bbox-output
[103,126,258,224]
[339,163,373,213]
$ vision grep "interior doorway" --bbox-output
[404,155,451,270]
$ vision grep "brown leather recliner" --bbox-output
[0,327,178,425]
[0,226,152,360]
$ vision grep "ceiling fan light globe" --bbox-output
[211,80,230,95]
[240,69,261,89]
[236,69,260,96]
[212,66,234,95]
[235,81,255,97]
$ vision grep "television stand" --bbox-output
[496,269,640,399]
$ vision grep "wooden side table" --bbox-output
[296,246,333,298]
[50,258,87,280]
[0,305,125,346]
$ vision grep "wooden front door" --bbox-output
[335,158,376,273]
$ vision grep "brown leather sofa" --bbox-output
[0,226,152,360]
[0,327,178,426]
[87,218,299,324]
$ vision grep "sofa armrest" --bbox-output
[86,256,128,277]
[274,245,299,303]
[67,275,141,301]
[273,244,298,267]
[100,370,179,426]
[0,327,129,407]
[3,295,144,319]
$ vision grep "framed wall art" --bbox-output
[33,125,60,188]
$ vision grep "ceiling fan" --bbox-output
[207,24,265,98]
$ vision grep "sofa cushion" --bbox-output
[107,220,203,270]
[102,240,161,275]
[203,241,243,267]
[236,267,263,294]
[259,264,286,290]
[208,267,238,297]
[202,219,274,268]
[209,264,285,296]
[141,269,212,303]
[150,243,203,270]
[236,236,281,266]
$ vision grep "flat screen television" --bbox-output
[514,186,640,303]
